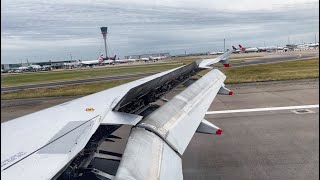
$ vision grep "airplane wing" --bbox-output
[1,50,233,179]
[115,69,228,180]
[199,49,233,68]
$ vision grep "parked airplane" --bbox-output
[257,46,278,52]
[296,43,319,49]
[1,49,235,179]
[308,42,319,48]
[296,44,310,50]
[208,51,218,55]
[150,54,167,61]
[104,57,137,64]
[239,44,259,53]
[286,42,318,51]
[80,53,105,66]
[80,54,118,66]
[140,57,152,62]
[208,51,225,55]
[232,46,241,53]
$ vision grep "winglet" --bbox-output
[198,49,233,68]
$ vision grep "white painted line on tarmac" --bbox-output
[206,104,319,114]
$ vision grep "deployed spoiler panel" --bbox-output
[113,61,200,113]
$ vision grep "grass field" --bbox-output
[221,58,319,83]
[1,58,318,100]
[1,55,257,87]
[1,63,183,87]
[1,78,138,100]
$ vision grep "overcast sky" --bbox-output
[1,0,319,63]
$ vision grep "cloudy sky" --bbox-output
[1,0,319,63]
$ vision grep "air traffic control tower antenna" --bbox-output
[100,27,108,58]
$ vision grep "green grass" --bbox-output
[221,58,319,84]
[1,78,138,100]
[1,63,183,87]
[2,58,318,100]
[1,55,262,87]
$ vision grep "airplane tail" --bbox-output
[232,46,237,50]
[98,53,104,63]
[239,44,245,51]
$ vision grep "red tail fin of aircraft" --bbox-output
[98,53,104,63]
[238,44,246,51]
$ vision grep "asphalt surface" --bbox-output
[1,79,319,179]
[1,51,318,92]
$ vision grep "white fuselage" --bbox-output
[81,60,101,65]
[244,47,259,52]
[140,57,151,61]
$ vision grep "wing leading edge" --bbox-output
[115,69,226,180]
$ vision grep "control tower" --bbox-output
[100,27,108,58]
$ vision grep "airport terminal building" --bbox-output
[1,60,79,70]
[125,52,170,59]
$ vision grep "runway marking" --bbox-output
[206,104,319,114]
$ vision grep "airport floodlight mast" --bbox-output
[100,27,108,58]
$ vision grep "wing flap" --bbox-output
[116,69,226,179]
[137,69,225,155]
[115,127,183,180]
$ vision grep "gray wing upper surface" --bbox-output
[1,50,232,179]
[115,69,226,180]
[1,67,180,179]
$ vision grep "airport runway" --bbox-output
[1,78,318,179]
[1,51,318,92]
[103,78,319,180]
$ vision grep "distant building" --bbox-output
[1,60,78,70]
[125,52,170,59]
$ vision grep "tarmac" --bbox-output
[1,78,319,179]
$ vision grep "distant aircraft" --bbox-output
[257,46,278,52]
[285,42,318,51]
[232,46,241,53]
[140,57,153,62]
[149,54,167,61]
[208,51,218,55]
[296,43,319,49]
[2,50,236,179]
[285,44,298,50]
[296,44,310,50]
[208,51,224,55]
[80,53,105,66]
[239,44,259,53]
[308,42,319,48]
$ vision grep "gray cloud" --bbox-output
[1,0,319,63]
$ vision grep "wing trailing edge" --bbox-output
[116,69,227,179]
